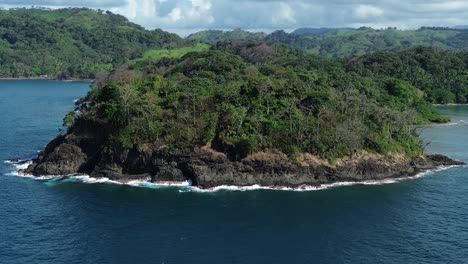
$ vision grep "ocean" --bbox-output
[1,80,467,264]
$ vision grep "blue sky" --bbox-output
[2,0,467,35]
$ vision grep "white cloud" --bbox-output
[191,0,211,12]
[1,0,467,35]
[168,7,182,22]
[109,0,214,28]
[111,0,137,18]
[186,0,214,23]
[272,3,296,25]
[141,0,156,17]
[354,5,384,19]
[416,1,468,12]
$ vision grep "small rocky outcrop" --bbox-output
[24,132,465,188]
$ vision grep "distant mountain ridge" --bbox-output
[0,8,183,78]
[0,7,467,78]
[187,27,468,58]
[292,28,340,35]
[186,29,266,43]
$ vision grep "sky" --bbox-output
[1,0,467,36]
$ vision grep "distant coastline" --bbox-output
[0,77,93,82]
[434,103,468,106]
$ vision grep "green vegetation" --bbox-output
[1,8,465,162]
[187,29,266,43]
[347,47,468,104]
[134,43,210,61]
[1,8,465,77]
[189,27,468,58]
[63,111,76,127]
[0,7,183,78]
[71,43,461,162]
[277,27,467,57]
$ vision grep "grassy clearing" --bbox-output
[137,43,211,61]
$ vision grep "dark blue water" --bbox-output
[1,81,468,264]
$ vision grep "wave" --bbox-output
[127,180,191,189]
[434,120,467,127]
[62,175,124,185]
[53,176,192,188]
[184,165,463,193]
[185,182,370,193]
[3,160,192,189]
[3,159,33,173]
[15,160,32,170]
[3,159,464,192]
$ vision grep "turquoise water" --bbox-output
[1,80,468,264]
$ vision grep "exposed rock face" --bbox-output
[25,133,465,188]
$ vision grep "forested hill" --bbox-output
[186,29,266,43]
[347,47,468,104]
[61,42,464,164]
[1,8,466,78]
[187,27,468,58]
[0,8,183,79]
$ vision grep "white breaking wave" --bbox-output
[3,160,34,176]
[434,120,467,127]
[63,175,124,185]
[127,180,191,189]
[184,165,464,193]
[4,159,30,166]
[14,160,32,170]
[5,170,57,180]
[3,159,464,192]
[3,161,192,188]
[437,122,459,126]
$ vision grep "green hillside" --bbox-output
[1,8,463,168]
[1,8,465,78]
[0,8,183,78]
[134,43,210,61]
[187,29,267,43]
[188,27,468,58]
[68,43,465,162]
[347,47,468,104]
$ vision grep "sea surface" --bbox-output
[1,80,467,264]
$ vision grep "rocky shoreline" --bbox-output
[23,133,465,189]
[433,103,468,106]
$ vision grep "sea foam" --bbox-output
[3,159,464,192]
[434,120,467,127]
[184,165,463,193]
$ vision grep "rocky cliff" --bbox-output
[24,131,464,188]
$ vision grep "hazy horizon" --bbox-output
[1,0,467,36]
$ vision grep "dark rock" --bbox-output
[31,143,87,175]
[25,132,465,188]
[427,154,465,166]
